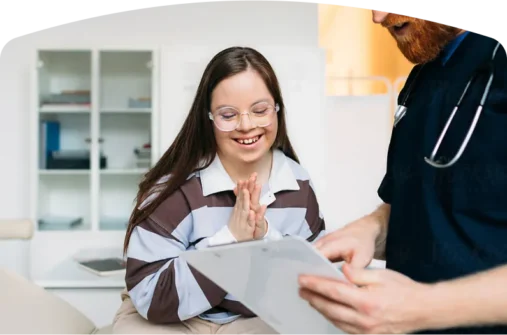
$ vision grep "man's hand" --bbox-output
[298,263,433,334]
[314,214,380,269]
[234,173,268,239]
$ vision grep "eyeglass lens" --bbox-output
[213,102,276,131]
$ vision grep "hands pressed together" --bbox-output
[228,172,269,241]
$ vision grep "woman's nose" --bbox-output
[236,112,255,131]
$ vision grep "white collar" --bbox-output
[199,149,300,197]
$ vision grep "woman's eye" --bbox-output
[219,112,237,120]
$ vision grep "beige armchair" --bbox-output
[0,219,112,334]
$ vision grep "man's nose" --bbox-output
[372,11,389,24]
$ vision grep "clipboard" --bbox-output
[180,236,348,334]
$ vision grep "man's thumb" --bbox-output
[349,252,372,269]
[342,262,381,286]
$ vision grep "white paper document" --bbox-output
[181,236,349,334]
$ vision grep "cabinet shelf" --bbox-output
[40,106,91,114]
[100,168,148,175]
[38,164,150,176]
[39,169,90,175]
[100,108,151,114]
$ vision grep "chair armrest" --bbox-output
[0,268,97,334]
[0,219,33,240]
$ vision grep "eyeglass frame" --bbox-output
[208,102,280,132]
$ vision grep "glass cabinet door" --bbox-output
[97,50,154,231]
[37,50,92,231]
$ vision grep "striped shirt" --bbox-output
[125,149,326,324]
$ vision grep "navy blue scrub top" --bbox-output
[379,31,507,334]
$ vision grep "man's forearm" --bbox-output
[419,264,507,331]
[368,203,390,260]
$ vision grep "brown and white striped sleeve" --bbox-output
[263,162,327,243]
[125,186,228,324]
[305,178,327,242]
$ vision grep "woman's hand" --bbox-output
[234,173,268,240]
[228,180,256,242]
[247,173,268,239]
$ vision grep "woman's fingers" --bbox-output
[251,183,262,211]
[248,173,257,194]
[242,188,250,213]
[236,181,245,211]
[260,204,267,216]
[248,210,256,228]
[256,205,267,227]
[234,177,264,223]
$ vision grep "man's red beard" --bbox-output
[382,14,462,64]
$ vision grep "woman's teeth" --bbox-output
[236,136,260,145]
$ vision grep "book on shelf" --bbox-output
[134,143,151,168]
[40,90,91,112]
[39,120,60,169]
[128,96,151,109]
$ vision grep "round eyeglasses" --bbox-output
[209,102,279,132]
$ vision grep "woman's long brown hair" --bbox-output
[123,46,300,253]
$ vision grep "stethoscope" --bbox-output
[393,41,501,169]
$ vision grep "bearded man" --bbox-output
[298,11,507,334]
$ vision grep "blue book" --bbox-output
[40,120,60,168]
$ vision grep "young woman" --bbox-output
[113,46,326,334]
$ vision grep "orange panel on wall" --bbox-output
[319,4,414,96]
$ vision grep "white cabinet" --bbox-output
[29,47,159,292]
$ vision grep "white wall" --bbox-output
[0,1,318,218]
